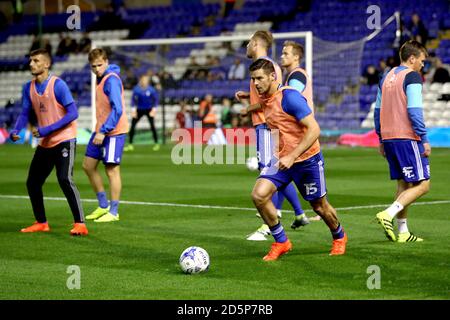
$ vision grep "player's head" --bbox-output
[249,58,276,95]
[88,48,109,77]
[247,30,273,59]
[399,40,428,72]
[281,41,304,69]
[139,74,150,87]
[29,49,52,76]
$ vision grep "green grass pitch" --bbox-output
[0,144,449,299]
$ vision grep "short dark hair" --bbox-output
[399,40,428,62]
[252,30,273,50]
[283,40,304,62]
[249,58,275,75]
[29,48,52,65]
[88,48,108,62]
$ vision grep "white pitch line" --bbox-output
[0,194,449,213]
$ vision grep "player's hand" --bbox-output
[93,132,105,145]
[131,109,137,119]
[378,143,385,158]
[422,142,431,157]
[149,108,156,118]
[235,91,250,102]
[32,128,41,138]
[277,155,295,171]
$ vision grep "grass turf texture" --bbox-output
[0,144,449,300]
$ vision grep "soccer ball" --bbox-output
[179,246,210,274]
[246,157,259,171]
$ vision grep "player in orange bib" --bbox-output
[83,48,129,223]
[235,31,308,241]
[10,49,87,236]
[280,40,323,226]
[249,59,347,260]
[374,40,430,243]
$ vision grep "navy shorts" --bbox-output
[259,152,327,201]
[85,133,126,165]
[383,139,430,182]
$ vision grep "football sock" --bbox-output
[280,183,304,216]
[97,192,108,209]
[386,201,404,218]
[269,222,288,243]
[331,223,345,240]
[110,200,119,216]
[397,218,408,233]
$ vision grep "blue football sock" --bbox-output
[280,183,304,216]
[97,192,108,209]
[110,200,119,216]
[269,222,288,243]
[331,223,345,240]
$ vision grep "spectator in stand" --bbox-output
[431,58,450,84]
[386,56,397,70]
[379,58,390,78]
[175,100,193,129]
[221,98,233,128]
[409,13,428,46]
[208,56,227,82]
[146,69,162,90]
[160,70,178,89]
[228,58,246,80]
[198,94,217,128]
[56,33,77,57]
[363,64,380,86]
[183,56,200,80]
[29,36,52,55]
[78,32,92,53]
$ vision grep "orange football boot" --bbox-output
[70,223,89,236]
[20,221,50,233]
[330,233,348,256]
[263,240,292,261]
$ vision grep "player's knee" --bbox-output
[251,189,269,205]
[105,164,120,178]
[82,161,92,173]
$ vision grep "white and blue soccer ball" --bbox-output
[246,156,259,171]
[179,246,210,274]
